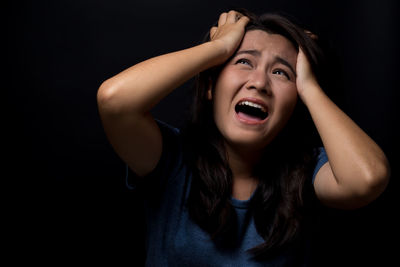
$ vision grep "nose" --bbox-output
[245,70,271,95]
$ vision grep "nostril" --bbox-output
[245,84,270,95]
[245,78,271,95]
[260,87,269,95]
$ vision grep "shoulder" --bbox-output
[126,120,185,189]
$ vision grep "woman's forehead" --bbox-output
[239,30,297,57]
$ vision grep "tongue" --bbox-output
[237,111,263,122]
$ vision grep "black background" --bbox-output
[5,0,399,265]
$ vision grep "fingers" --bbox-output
[217,10,246,27]
[210,26,217,39]
[226,10,241,23]
[218,12,227,26]
[211,11,248,39]
[210,10,249,42]
[237,15,250,27]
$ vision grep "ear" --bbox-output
[207,79,213,100]
[207,88,212,100]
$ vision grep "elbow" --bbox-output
[97,79,123,115]
[357,157,391,206]
[318,157,391,210]
[97,78,146,116]
[365,157,391,195]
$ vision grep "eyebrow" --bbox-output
[235,49,261,57]
[234,50,297,77]
[274,56,297,77]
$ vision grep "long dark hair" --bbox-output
[183,9,324,260]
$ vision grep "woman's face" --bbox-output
[210,30,298,152]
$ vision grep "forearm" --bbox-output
[98,41,226,115]
[300,84,390,193]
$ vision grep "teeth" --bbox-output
[238,101,267,112]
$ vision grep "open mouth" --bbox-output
[234,100,269,123]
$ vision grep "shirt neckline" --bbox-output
[230,186,259,209]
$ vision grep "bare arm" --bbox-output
[97,11,249,176]
[296,49,390,209]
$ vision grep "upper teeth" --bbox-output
[239,101,267,112]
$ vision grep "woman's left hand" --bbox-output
[295,48,319,99]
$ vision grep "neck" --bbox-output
[226,146,259,177]
[225,142,262,200]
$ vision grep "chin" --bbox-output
[224,130,274,151]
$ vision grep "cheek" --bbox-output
[274,86,298,117]
[212,84,228,115]
[211,85,229,128]
[212,69,242,114]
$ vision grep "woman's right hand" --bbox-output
[209,11,250,61]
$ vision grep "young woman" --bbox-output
[97,9,390,266]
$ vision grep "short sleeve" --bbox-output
[312,147,328,183]
[125,120,183,191]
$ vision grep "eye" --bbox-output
[235,58,252,67]
[273,69,290,80]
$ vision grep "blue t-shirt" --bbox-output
[127,120,328,266]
